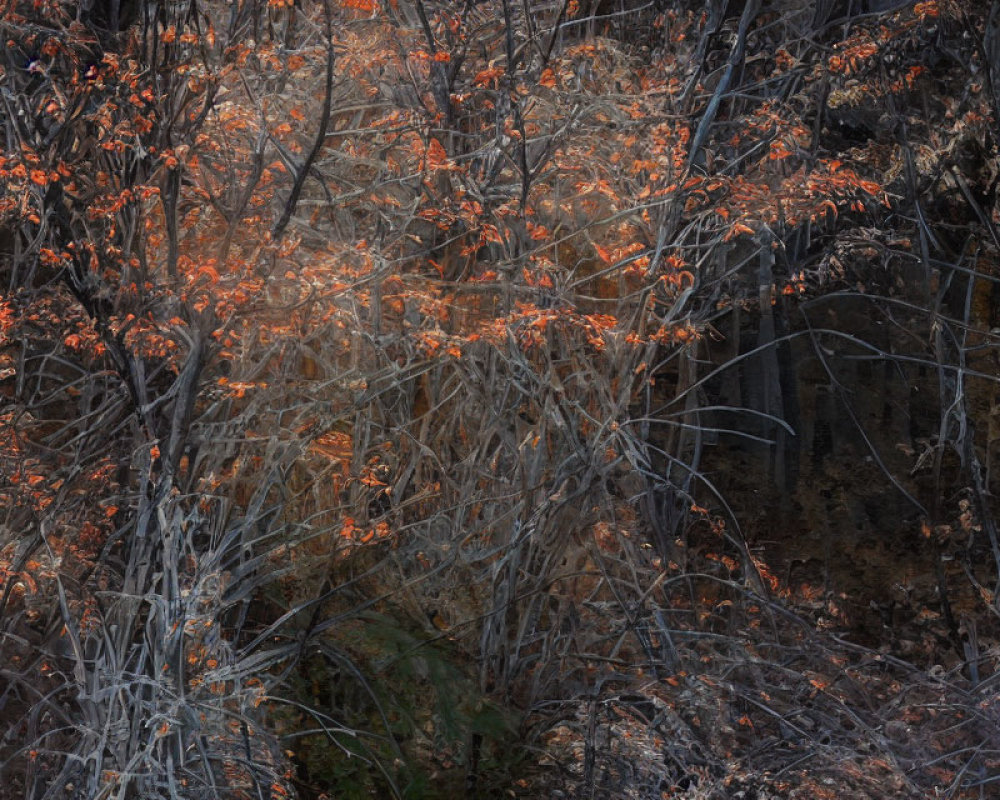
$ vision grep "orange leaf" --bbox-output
[724,222,755,242]
[196,264,220,284]
[426,138,450,171]
[473,65,504,87]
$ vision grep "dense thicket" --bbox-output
[1,1,999,798]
